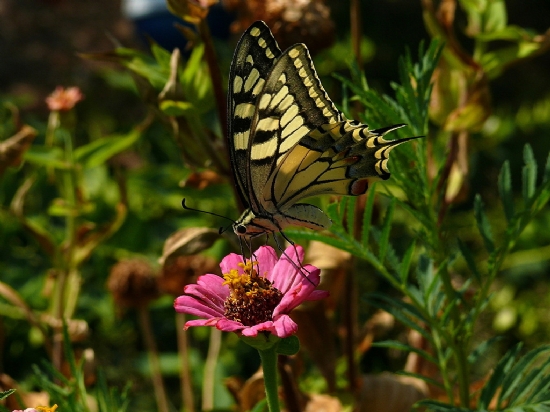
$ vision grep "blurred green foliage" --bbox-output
[1,0,550,411]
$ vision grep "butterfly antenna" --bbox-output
[181,198,236,229]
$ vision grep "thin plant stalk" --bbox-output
[202,328,221,411]
[177,313,195,412]
[137,305,169,412]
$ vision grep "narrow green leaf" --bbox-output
[498,160,515,222]
[399,240,416,284]
[395,371,446,390]
[24,146,67,169]
[160,100,194,116]
[0,389,15,401]
[507,362,550,406]
[372,340,437,364]
[522,144,538,203]
[361,186,377,246]
[468,336,504,365]
[457,238,481,282]
[479,343,523,409]
[544,152,550,183]
[474,194,495,253]
[416,399,471,412]
[74,130,141,168]
[378,197,396,262]
[416,254,434,299]
[498,345,550,407]
[365,293,431,340]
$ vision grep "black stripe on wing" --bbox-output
[227,21,281,207]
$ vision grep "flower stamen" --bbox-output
[222,261,283,326]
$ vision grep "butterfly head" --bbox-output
[233,208,282,238]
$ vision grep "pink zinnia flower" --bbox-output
[174,245,328,338]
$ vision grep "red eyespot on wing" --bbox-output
[351,179,369,195]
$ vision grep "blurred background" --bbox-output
[1,0,550,410]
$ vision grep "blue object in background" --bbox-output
[122,0,233,51]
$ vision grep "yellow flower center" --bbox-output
[36,405,58,412]
[222,261,282,326]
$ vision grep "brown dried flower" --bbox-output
[227,0,335,55]
[107,259,159,308]
[159,254,219,295]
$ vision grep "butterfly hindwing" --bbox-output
[264,123,413,210]
[228,21,282,207]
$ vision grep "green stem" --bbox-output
[258,347,281,412]
[202,328,221,411]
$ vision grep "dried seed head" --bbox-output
[107,259,159,308]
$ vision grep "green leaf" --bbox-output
[361,184,377,246]
[378,197,396,262]
[479,343,523,409]
[544,152,550,183]
[457,238,481,282]
[74,130,141,168]
[364,293,431,340]
[372,340,437,364]
[468,336,504,365]
[499,160,515,222]
[523,144,538,204]
[483,0,507,33]
[277,335,300,356]
[399,240,416,284]
[395,371,446,390]
[498,345,550,407]
[181,44,214,111]
[474,194,495,253]
[159,100,194,116]
[24,146,67,169]
[250,399,268,412]
[416,399,471,412]
[0,389,15,401]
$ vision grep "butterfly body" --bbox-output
[228,21,416,239]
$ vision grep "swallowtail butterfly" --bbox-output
[228,21,416,239]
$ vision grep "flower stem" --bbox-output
[258,347,281,412]
[202,328,221,411]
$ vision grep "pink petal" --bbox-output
[185,318,223,328]
[215,318,245,332]
[174,295,223,317]
[183,282,226,308]
[220,252,246,274]
[273,267,323,315]
[271,246,305,293]
[271,314,298,338]
[241,321,275,337]
[251,246,278,278]
[195,274,230,299]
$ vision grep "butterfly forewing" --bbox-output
[228,21,282,207]
[247,43,346,213]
